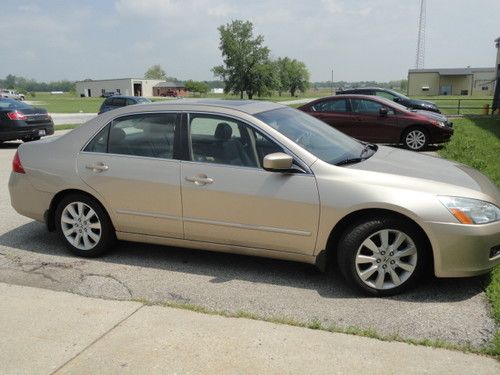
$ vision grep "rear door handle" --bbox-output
[86,162,109,172]
[185,174,214,186]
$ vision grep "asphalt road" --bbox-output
[0,137,496,348]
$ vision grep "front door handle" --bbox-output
[86,162,109,172]
[185,174,214,186]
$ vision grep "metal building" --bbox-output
[75,78,165,97]
[407,68,496,96]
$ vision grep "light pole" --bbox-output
[331,69,334,95]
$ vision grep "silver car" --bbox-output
[8,100,500,295]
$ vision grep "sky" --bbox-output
[1,0,499,83]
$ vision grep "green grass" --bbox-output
[54,124,78,130]
[438,116,500,356]
[28,92,104,113]
[438,117,500,185]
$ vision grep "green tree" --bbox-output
[275,58,310,97]
[144,64,167,80]
[185,80,209,96]
[212,20,272,99]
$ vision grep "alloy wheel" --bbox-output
[405,130,426,150]
[355,229,417,290]
[60,201,102,250]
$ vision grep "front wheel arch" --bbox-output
[324,209,433,275]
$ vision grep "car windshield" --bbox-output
[386,89,409,100]
[255,107,367,165]
[0,98,32,110]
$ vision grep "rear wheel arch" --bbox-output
[46,189,114,232]
[323,208,434,273]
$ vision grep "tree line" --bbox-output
[0,74,75,93]
[212,20,309,99]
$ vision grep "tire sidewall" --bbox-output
[55,193,114,257]
[337,217,428,296]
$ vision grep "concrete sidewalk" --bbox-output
[0,283,498,375]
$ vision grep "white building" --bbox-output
[75,78,165,97]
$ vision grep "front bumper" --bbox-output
[427,220,500,277]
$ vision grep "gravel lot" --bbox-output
[0,137,496,348]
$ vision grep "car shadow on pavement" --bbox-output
[0,221,488,302]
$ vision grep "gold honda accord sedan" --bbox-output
[8,100,500,295]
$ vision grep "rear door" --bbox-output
[77,112,183,238]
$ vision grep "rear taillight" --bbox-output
[7,110,27,121]
[12,151,25,174]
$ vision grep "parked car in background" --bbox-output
[337,87,441,113]
[0,98,54,143]
[299,95,453,151]
[160,90,178,97]
[8,100,500,296]
[0,89,25,101]
[98,96,151,114]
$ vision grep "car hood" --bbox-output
[348,146,499,200]
[408,98,437,108]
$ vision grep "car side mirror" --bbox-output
[263,152,294,172]
[379,107,388,116]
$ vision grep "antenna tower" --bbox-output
[415,0,426,69]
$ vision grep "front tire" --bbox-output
[403,127,428,151]
[337,217,428,296]
[55,194,115,257]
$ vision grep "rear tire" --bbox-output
[55,193,115,257]
[402,127,428,151]
[337,216,428,296]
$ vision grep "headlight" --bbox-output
[430,120,446,127]
[439,196,500,224]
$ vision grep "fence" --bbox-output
[415,97,495,116]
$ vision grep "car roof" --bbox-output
[107,95,145,100]
[129,99,285,115]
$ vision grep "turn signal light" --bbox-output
[12,151,25,174]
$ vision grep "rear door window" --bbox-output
[84,113,179,159]
[311,98,349,112]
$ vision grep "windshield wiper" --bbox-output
[335,158,365,166]
[336,144,377,166]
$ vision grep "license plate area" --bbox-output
[38,129,46,136]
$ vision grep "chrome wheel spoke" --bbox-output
[392,232,406,249]
[389,269,402,286]
[63,227,76,236]
[396,245,416,258]
[396,260,415,272]
[67,205,78,219]
[359,266,378,281]
[88,222,101,229]
[82,233,91,248]
[380,230,389,249]
[374,270,385,289]
[361,238,379,253]
[87,230,100,242]
[356,255,377,264]
[84,208,97,221]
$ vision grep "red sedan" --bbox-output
[298,95,453,151]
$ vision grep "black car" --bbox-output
[0,98,54,143]
[336,87,441,113]
[98,95,151,114]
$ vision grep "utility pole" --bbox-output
[331,69,334,95]
[492,37,500,114]
[415,0,426,69]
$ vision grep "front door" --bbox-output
[77,112,183,238]
[348,98,400,143]
[181,113,320,255]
